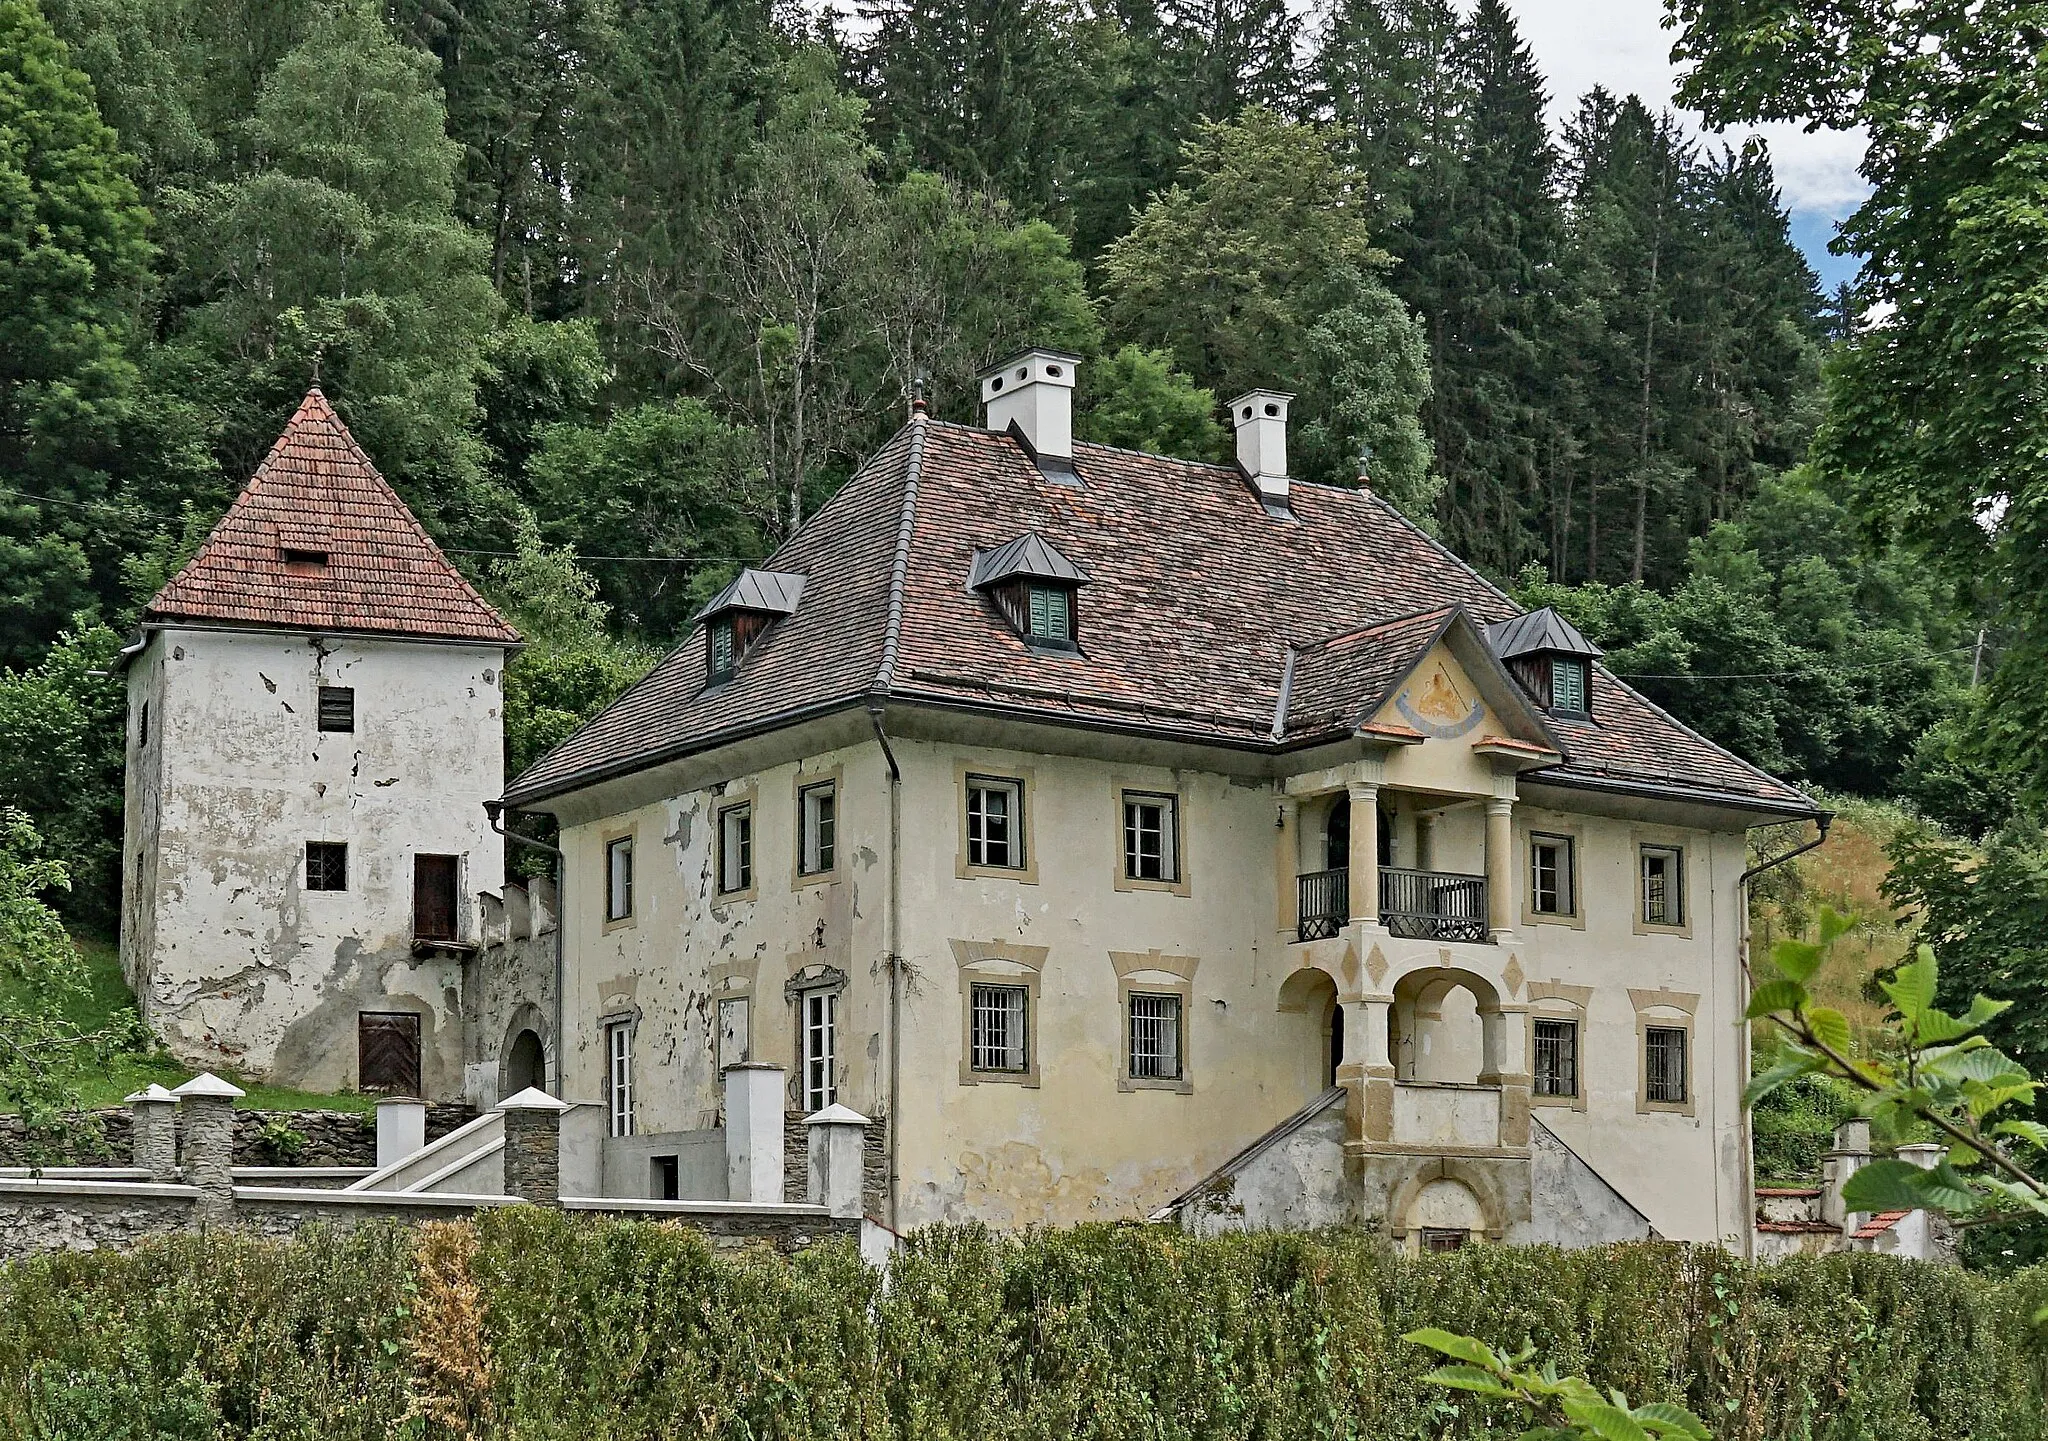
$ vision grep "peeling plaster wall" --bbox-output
[124,628,505,1097]
[551,712,1753,1244]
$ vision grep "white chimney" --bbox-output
[981,349,1078,460]
[1228,389,1293,501]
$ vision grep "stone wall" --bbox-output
[0,1104,475,1169]
[0,1186,195,1262]
[781,1111,887,1215]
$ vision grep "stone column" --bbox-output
[1414,811,1436,872]
[1478,1004,1532,1147]
[376,1096,428,1168]
[1484,796,1516,939]
[498,1088,571,1204]
[724,1062,787,1203]
[126,1083,180,1182]
[1346,780,1381,925]
[1347,997,1397,1144]
[805,1103,871,1218]
[172,1072,245,1227]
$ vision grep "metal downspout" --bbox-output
[1733,812,1833,1257]
[868,705,904,1232]
[486,801,567,1098]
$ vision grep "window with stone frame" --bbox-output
[605,836,634,921]
[1639,844,1684,926]
[965,775,1025,869]
[1529,833,1575,916]
[969,982,1030,1074]
[799,780,837,876]
[1126,991,1183,1081]
[718,802,754,894]
[1122,792,1180,883]
[1533,1017,1579,1097]
[1645,1025,1688,1104]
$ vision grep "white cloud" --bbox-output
[1498,0,1869,219]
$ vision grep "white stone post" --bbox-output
[376,1096,428,1168]
[172,1072,246,1227]
[724,1062,786,1203]
[126,1083,181,1182]
[1822,1118,1873,1233]
[805,1104,871,1218]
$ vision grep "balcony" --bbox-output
[1296,867,1491,945]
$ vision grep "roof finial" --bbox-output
[910,370,929,416]
[309,344,324,390]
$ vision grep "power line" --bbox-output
[1620,646,1977,681]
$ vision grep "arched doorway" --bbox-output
[501,1028,546,1099]
[1278,967,1345,1097]
[1324,795,1394,872]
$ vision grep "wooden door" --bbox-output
[413,854,459,941]
[359,1012,422,1096]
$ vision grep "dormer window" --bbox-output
[969,532,1089,653]
[283,548,329,575]
[1026,584,1073,646]
[1486,607,1602,720]
[695,568,807,689]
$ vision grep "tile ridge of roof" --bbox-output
[1068,435,1239,472]
[870,413,929,695]
[1293,602,1460,654]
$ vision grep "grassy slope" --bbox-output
[12,935,374,1114]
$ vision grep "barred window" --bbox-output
[1127,992,1183,1081]
[317,685,355,733]
[1640,845,1684,926]
[1122,792,1179,882]
[800,988,837,1110]
[1645,1025,1688,1104]
[966,776,1023,869]
[799,782,836,875]
[606,1021,634,1137]
[305,841,348,891]
[969,983,1029,1073]
[1529,834,1574,915]
[718,803,753,894]
[1533,1017,1578,1097]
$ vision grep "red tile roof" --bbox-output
[1853,1209,1911,1239]
[143,389,520,647]
[506,419,1815,813]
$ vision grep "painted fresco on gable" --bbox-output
[1394,664,1484,739]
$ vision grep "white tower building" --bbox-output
[118,388,520,1099]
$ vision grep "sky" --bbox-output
[1499,0,1868,289]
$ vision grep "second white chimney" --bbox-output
[1229,389,1293,501]
[982,349,1078,460]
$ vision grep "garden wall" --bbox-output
[0,1104,475,1167]
[2,1217,2043,1440]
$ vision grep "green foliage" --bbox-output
[1100,108,1437,500]
[255,1116,307,1162]
[1751,1071,1862,1183]
[0,0,154,667]
[0,622,125,928]
[1405,1327,1709,1439]
[1075,344,1223,461]
[1,1218,2045,1436]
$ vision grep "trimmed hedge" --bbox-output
[2,1216,2044,1439]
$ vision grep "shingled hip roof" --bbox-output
[140,388,520,647]
[505,418,1814,818]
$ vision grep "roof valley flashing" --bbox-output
[503,354,1816,821]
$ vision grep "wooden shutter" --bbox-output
[359,1012,422,1096]
[413,854,459,940]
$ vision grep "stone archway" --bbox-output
[1278,966,1344,1097]
[1390,967,1503,1084]
[497,1003,553,1100]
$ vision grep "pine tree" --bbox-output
[0,0,154,664]
[1158,0,1302,121]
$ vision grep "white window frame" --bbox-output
[605,1019,635,1137]
[1122,792,1179,884]
[965,775,1024,870]
[1639,844,1685,928]
[798,987,837,1112]
[718,801,754,897]
[799,780,836,877]
[1529,833,1575,916]
[604,835,634,923]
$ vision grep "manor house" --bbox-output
[497,350,1822,1247]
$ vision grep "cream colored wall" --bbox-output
[556,715,1752,1245]
[557,742,890,1135]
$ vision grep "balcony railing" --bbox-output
[1296,867,1491,944]
[1380,867,1489,943]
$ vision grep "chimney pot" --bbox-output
[1227,389,1293,503]
[981,349,1078,461]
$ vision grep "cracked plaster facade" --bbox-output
[121,627,506,1096]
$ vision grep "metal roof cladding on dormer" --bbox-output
[1485,608,1603,661]
[966,532,1090,592]
[695,567,808,621]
